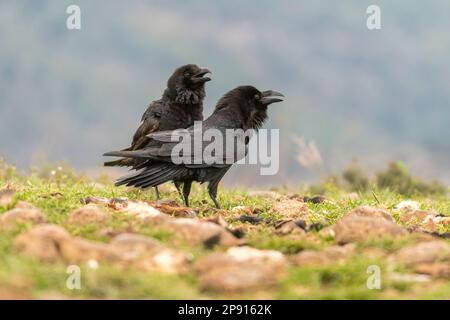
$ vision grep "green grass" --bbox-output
[0,162,449,299]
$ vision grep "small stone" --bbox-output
[138,249,189,274]
[275,220,306,235]
[121,201,163,219]
[198,263,279,293]
[414,263,450,278]
[394,241,450,266]
[291,244,355,266]
[399,210,442,233]
[318,226,335,239]
[231,206,254,215]
[399,210,438,224]
[389,272,431,283]
[58,237,124,264]
[81,196,114,206]
[0,188,15,207]
[87,259,99,270]
[395,200,420,212]
[271,198,310,219]
[238,215,264,224]
[110,234,189,273]
[110,233,162,255]
[144,215,242,248]
[194,246,286,292]
[226,246,286,265]
[333,216,407,244]
[1,208,47,229]
[393,241,450,278]
[441,217,450,226]
[303,195,327,204]
[67,205,108,225]
[248,190,283,200]
[15,201,36,209]
[346,192,360,201]
[345,206,394,222]
[13,224,71,262]
[153,202,197,217]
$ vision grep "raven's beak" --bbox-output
[191,68,212,83]
[260,90,284,105]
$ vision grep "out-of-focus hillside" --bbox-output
[1,0,450,185]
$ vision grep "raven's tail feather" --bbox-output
[104,158,132,167]
[115,164,187,189]
[103,149,159,159]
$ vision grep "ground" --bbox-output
[0,163,449,299]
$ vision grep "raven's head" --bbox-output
[218,86,284,130]
[166,64,211,105]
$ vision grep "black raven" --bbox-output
[104,86,283,208]
[104,64,211,198]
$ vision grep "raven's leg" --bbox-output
[174,181,183,198]
[154,186,160,200]
[208,182,221,209]
[182,181,192,207]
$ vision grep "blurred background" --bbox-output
[1,0,449,186]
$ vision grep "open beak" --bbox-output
[191,68,212,83]
[260,90,284,105]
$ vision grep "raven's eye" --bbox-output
[254,94,260,100]
[184,71,191,78]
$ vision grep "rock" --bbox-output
[59,237,124,264]
[110,233,190,273]
[389,272,431,283]
[271,198,310,219]
[203,214,229,228]
[13,224,71,262]
[14,225,189,274]
[194,246,286,292]
[394,241,450,278]
[308,222,326,232]
[302,195,327,204]
[291,244,355,266]
[226,246,286,265]
[0,188,15,207]
[318,226,336,239]
[248,190,282,200]
[144,215,242,248]
[15,201,36,209]
[137,249,189,274]
[333,216,407,244]
[399,210,446,233]
[414,263,450,278]
[395,200,420,212]
[345,192,360,201]
[231,206,256,215]
[152,203,198,218]
[197,263,279,293]
[121,201,164,219]
[81,196,116,206]
[67,205,108,225]
[82,197,165,219]
[0,208,47,229]
[394,241,450,266]
[0,289,32,300]
[238,215,264,225]
[110,233,162,254]
[362,247,388,259]
[275,220,306,235]
[345,206,394,222]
